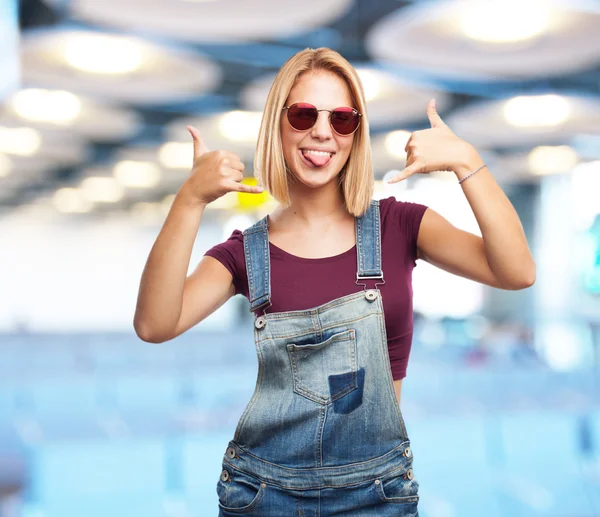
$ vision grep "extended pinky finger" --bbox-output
[236,183,264,194]
[386,164,419,183]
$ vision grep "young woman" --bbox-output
[134,48,535,516]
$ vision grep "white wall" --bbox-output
[0,212,234,332]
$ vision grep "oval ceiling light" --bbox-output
[459,0,550,43]
[48,0,352,43]
[445,94,600,148]
[0,128,88,190]
[113,160,161,188]
[53,187,94,213]
[356,69,382,102]
[111,146,189,193]
[0,126,42,156]
[12,89,81,124]
[63,33,143,75]
[366,0,600,81]
[384,130,411,160]
[218,111,262,143]
[528,145,579,175]
[80,177,124,203]
[22,29,222,104]
[3,88,141,142]
[165,114,258,163]
[158,142,191,170]
[503,95,571,128]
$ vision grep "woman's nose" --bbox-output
[310,111,332,140]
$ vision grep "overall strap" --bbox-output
[243,216,271,313]
[355,199,384,285]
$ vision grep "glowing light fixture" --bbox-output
[12,89,81,124]
[63,33,143,74]
[159,142,191,169]
[459,0,550,43]
[219,111,262,142]
[0,126,41,156]
[53,188,93,213]
[384,130,411,159]
[356,69,381,102]
[528,145,578,176]
[113,160,161,188]
[503,95,570,128]
[80,177,124,203]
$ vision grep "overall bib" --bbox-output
[216,199,420,516]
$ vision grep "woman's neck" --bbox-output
[271,184,350,231]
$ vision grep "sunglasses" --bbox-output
[282,102,362,136]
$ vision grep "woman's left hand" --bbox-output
[386,98,483,183]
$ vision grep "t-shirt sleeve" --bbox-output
[381,196,428,266]
[203,229,246,296]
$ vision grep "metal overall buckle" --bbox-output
[254,299,272,330]
[356,273,385,301]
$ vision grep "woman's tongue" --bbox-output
[302,150,332,168]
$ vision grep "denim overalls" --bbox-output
[216,199,420,516]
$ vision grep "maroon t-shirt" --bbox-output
[204,196,428,380]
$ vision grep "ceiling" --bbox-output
[3,0,600,221]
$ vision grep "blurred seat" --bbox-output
[494,409,597,516]
[178,432,232,515]
[23,436,169,517]
[409,414,504,517]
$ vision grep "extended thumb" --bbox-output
[187,125,210,156]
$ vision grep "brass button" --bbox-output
[255,316,266,329]
[226,447,236,459]
[374,479,380,484]
[220,469,229,482]
[406,468,414,480]
[404,446,412,458]
[261,483,266,488]
[365,289,378,302]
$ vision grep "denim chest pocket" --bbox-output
[286,329,358,404]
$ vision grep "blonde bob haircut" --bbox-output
[254,47,373,217]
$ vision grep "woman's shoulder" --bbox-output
[376,196,428,239]
[377,195,428,219]
[204,228,247,295]
[204,229,245,265]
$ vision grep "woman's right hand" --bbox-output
[181,125,264,205]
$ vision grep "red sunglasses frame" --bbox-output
[282,102,362,136]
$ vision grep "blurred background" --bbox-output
[1,0,600,515]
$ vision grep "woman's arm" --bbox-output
[134,127,263,342]
[388,99,536,290]
[415,184,536,290]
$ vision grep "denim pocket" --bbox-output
[286,329,358,404]
[217,466,267,514]
[374,463,420,505]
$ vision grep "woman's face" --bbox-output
[280,70,356,191]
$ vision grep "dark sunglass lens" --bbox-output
[330,108,359,135]
[287,103,318,131]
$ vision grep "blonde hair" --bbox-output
[254,47,373,217]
